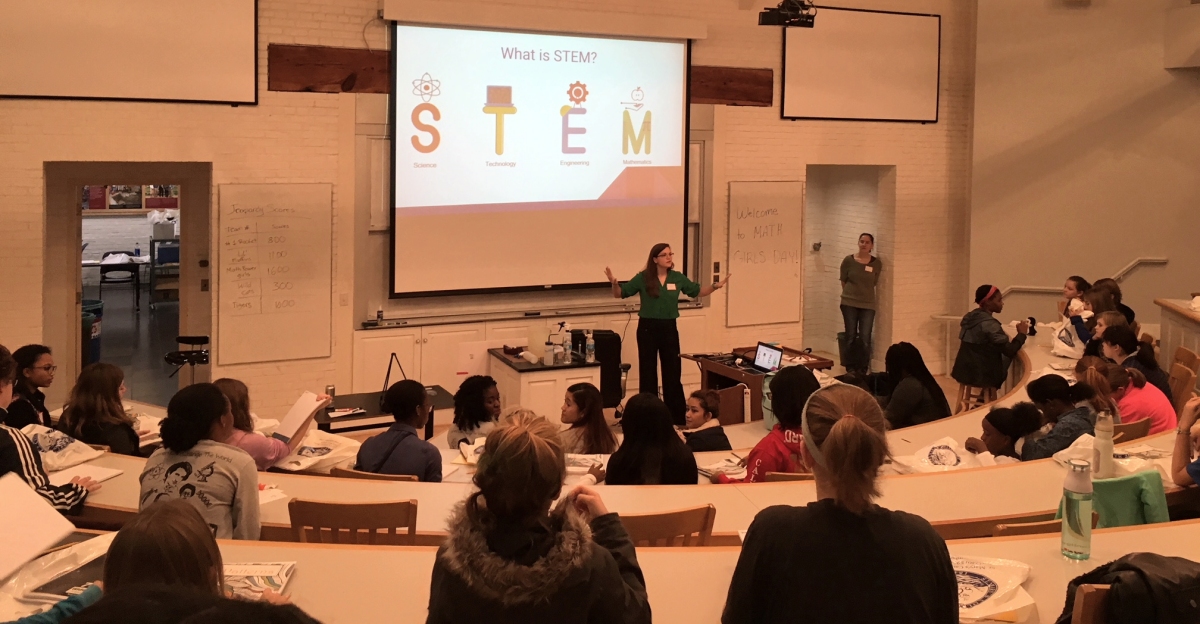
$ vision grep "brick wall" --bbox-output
[81,216,157,287]
[0,0,975,416]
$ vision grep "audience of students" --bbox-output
[355,379,442,481]
[213,378,290,471]
[951,285,1029,392]
[6,344,56,428]
[1075,357,1122,420]
[1021,374,1097,460]
[1102,325,1174,405]
[715,365,820,484]
[139,383,261,540]
[1061,275,1091,321]
[57,363,140,456]
[427,413,651,622]
[0,344,98,514]
[881,342,951,429]
[722,384,958,623]
[447,375,501,449]
[965,403,1045,461]
[1091,360,1177,435]
[558,382,618,455]
[607,393,698,485]
[1068,288,1118,344]
[1170,397,1200,488]
[678,389,732,452]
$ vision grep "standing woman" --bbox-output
[606,243,729,425]
[6,344,56,429]
[839,233,882,373]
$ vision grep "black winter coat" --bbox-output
[951,308,1026,389]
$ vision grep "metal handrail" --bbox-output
[990,257,1169,298]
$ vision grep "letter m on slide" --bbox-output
[622,110,651,155]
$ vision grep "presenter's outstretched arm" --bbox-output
[698,274,731,298]
[605,267,622,299]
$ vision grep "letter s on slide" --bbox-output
[411,103,441,154]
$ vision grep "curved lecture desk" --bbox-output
[78,334,1195,544]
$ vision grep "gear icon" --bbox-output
[567,81,589,106]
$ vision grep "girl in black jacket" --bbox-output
[607,393,698,485]
[5,344,56,429]
[679,389,732,452]
[427,413,650,624]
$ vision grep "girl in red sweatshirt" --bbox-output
[715,365,821,483]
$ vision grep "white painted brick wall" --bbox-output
[0,0,975,417]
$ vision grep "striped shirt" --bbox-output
[0,418,88,512]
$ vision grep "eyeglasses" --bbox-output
[656,252,675,258]
[34,365,57,373]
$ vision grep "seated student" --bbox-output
[607,393,698,485]
[881,342,951,429]
[0,345,97,514]
[58,587,314,624]
[965,403,1046,462]
[1093,277,1135,324]
[1170,397,1200,488]
[214,378,288,471]
[1068,287,1118,344]
[426,414,650,623]
[57,363,140,456]
[354,379,441,481]
[1061,275,1091,321]
[1102,325,1174,405]
[951,285,1029,392]
[1021,374,1098,461]
[678,389,732,452]
[139,383,260,540]
[1083,311,1128,358]
[559,382,618,455]
[715,365,821,484]
[447,375,501,449]
[722,384,958,624]
[1075,357,1122,420]
[5,344,56,429]
[1100,361,1176,435]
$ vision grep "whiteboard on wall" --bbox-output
[726,181,804,327]
[782,8,940,122]
[217,184,332,365]
[0,0,256,104]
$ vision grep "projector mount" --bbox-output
[759,0,816,27]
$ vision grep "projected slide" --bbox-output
[391,25,687,296]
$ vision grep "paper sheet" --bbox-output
[258,484,288,506]
[48,464,123,487]
[0,474,76,582]
[272,391,330,444]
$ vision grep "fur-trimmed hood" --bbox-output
[439,498,595,607]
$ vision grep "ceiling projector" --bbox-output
[759,0,816,27]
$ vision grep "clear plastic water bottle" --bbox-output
[585,330,596,363]
[1093,411,1115,479]
[561,331,573,364]
[543,341,555,366]
[1062,458,1093,560]
[134,241,141,257]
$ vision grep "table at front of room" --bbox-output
[81,257,148,310]
[682,346,835,425]
[313,386,454,438]
[1157,298,1200,397]
[488,348,602,420]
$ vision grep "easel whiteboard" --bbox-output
[217,184,333,365]
[726,181,804,327]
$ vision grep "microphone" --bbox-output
[380,352,408,410]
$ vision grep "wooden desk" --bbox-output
[314,387,453,438]
[682,346,833,425]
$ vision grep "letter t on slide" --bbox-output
[561,106,586,154]
[483,86,517,156]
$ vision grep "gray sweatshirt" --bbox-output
[139,439,261,540]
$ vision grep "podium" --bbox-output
[682,347,834,425]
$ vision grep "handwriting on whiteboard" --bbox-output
[220,203,314,317]
[731,205,799,265]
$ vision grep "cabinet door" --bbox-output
[421,324,486,394]
[485,320,544,345]
[352,330,421,394]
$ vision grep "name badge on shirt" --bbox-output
[667,283,677,291]
[864,266,874,273]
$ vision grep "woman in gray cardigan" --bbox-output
[839,233,882,373]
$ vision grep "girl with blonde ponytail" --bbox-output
[722,384,957,624]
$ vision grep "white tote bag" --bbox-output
[20,425,103,472]
[273,429,360,473]
[1050,318,1087,359]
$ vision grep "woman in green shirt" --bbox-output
[605,243,729,424]
[839,233,882,374]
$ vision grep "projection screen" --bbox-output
[390,24,688,296]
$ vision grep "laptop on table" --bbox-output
[750,342,784,373]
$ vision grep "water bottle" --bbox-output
[585,330,596,363]
[1062,458,1093,560]
[561,331,573,364]
[134,242,141,257]
[1093,411,1115,479]
[543,341,555,366]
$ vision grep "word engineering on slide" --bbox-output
[391,25,688,296]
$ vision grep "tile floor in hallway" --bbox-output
[87,283,182,407]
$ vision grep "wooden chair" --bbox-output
[329,466,418,482]
[288,499,418,545]
[1140,333,1156,348]
[1056,300,1068,318]
[1072,584,1110,624]
[993,511,1098,537]
[1174,346,1200,375]
[764,471,815,482]
[619,505,715,547]
[1169,363,1198,416]
[1111,418,1152,443]
[955,384,997,414]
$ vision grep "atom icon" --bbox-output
[412,73,441,102]
[567,81,589,106]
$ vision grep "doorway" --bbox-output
[43,163,213,409]
[802,165,896,371]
